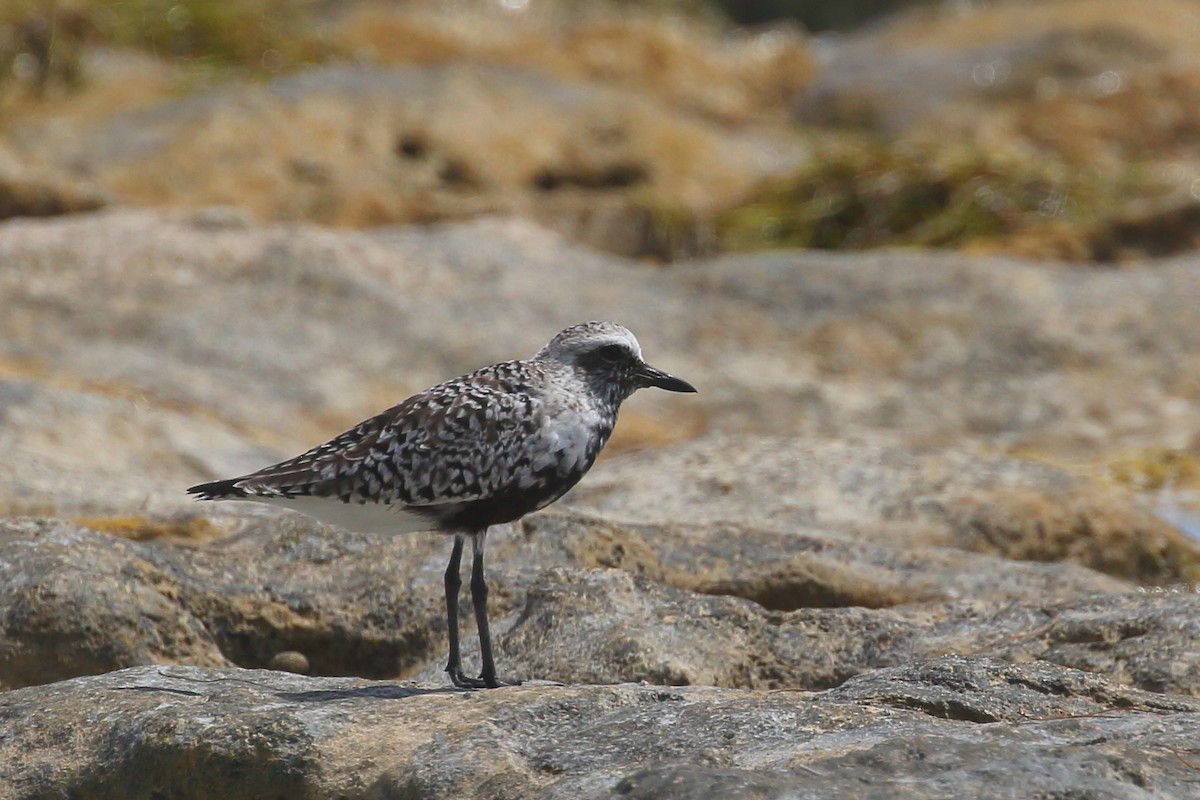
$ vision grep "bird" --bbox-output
[187,321,696,689]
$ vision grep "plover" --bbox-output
[188,321,695,688]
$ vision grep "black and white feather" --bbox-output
[188,321,696,535]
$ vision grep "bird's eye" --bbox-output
[596,344,626,364]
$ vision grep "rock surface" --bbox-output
[501,567,1200,695]
[9,512,1200,699]
[14,63,806,258]
[6,210,1200,515]
[797,0,1200,165]
[567,435,1200,584]
[2,657,1198,800]
[0,147,107,220]
[3,190,1200,798]
[3,3,1200,797]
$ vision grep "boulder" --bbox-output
[7,211,1200,513]
[796,0,1200,166]
[9,512,1198,698]
[568,435,1200,585]
[1,657,1197,800]
[497,565,1200,695]
[16,63,806,258]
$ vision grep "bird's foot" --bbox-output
[447,667,522,690]
[487,676,523,688]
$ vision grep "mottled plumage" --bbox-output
[188,321,695,688]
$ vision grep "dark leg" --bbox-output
[469,530,498,688]
[444,534,483,689]
[468,530,520,688]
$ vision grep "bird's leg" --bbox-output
[469,530,498,688]
[444,534,482,689]
[470,529,519,688]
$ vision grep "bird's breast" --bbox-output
[522,407,611,488]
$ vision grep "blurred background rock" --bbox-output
[8,0,1200,263]
[5,4,1200,794]
[5,0,1200,506]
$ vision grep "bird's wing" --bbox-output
[191,365,546,507]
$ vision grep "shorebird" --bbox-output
[188,321,696,688]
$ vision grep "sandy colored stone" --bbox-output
[1,657,1197,800]
[6,211,1200,515]
[516,510,1127,610]
[13,63,805,258]
[495,565,1200,695]
[0,163,106,220]
[334,8,814,124]
[0,511,1181,697]
[0,517,444,690]
[797,0,1200,165]
[568,435,1200,585]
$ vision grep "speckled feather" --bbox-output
[186,322,691,535]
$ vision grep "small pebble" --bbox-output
[268,650,310,674]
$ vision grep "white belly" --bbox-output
[225,495,434,535]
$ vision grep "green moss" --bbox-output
[718,135,1167,259]
[0,0,331,81]
[103,0,329,71]
[1109,448,1200,491]
[1139,543,1200,587]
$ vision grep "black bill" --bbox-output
[637,362,697,393]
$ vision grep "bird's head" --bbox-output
[538,321,696,404]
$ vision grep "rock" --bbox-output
[763,0,1200,261]
[500,566,907,690]
[795,0,1199,162]
[798,5,1166,131]
[336,9,815,124]
[5,5,817,257]
[8,211,1200,512]
[0,517,445,690]
[497,565,1200,695]
[0,518,228,689]
[0,210,707,514]
[1,657,1197,799]
[16,63,806,258]
[516,510,1128,610]
[0,138,106,222]
[954,590,1200,696]
[2,6,1199,793]
[672,246,1200,456]
[616,654,1200,799]
[0,377,282,517]
[267,650,311,675]
[7,512,1198,698]
[0,161,107,220]
[567,435,1200,585]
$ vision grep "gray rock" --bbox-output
[797,20,1168,135]
[18,63,806,258]
[1,8,1196,794]
[0,657,1197,800]
[0,377,281,517]
[568,435,1200,585]
[519,509,1128,610]
[6,513,1197,698]
[4,204,1200,798]
[498,565,1200,695]
[673,246,1200,455]
[7,211,1200,515]
[0,516,444,689]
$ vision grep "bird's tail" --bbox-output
[187,478,249,500]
